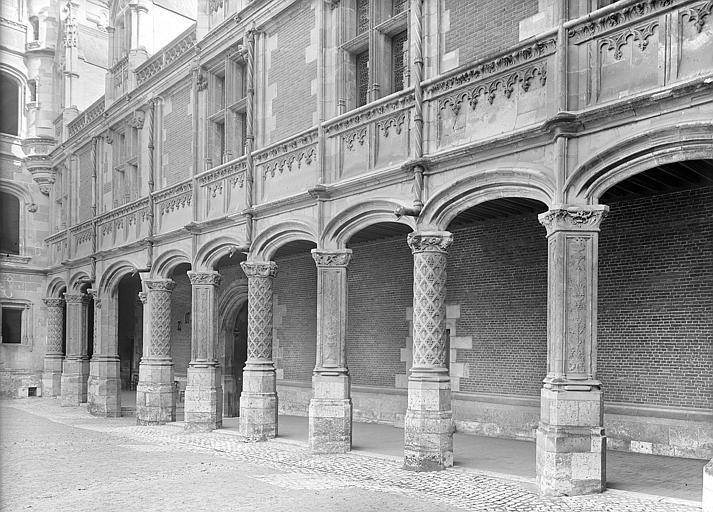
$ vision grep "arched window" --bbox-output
[0,191,20,255]
[0,73,19,136]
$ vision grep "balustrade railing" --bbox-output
[152,179,193,232]
[67,96,105,140]
[135,27,196,86]
[196,156,247,220]
[96,197,150,251]
[46,231,68,266]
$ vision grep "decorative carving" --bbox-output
[311,250,352,267]
[196,68,208,91]
[241,261,278,279]
[568,0,673,42]
[325,95,414,135]
[63,1,78,48]
[187,271,222,287]
[144,280,176,293]
[599,20,658,60]
[43,297,65,354]
[377,114,406,137]
[27,203,38,213]
[63,293,88,304]
[262,146,316,179]
[427,38,556,97]
[135,30,196,86]
[681,1,713,33]
[566,237,588,374]
[407,232,453,254]
[144,280,174,358]
[208,0,224,13]
[138,291,147,304]
[538,206,609,236]
[343,127,367,151]
[410,232,451,368]
[198,159,246,185]
[129,110,145,129]
[254,130,318,162]
[439,62,547,115]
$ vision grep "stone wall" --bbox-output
[161,83,193,187]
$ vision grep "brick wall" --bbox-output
[598,186,713,410]
[444,0,538,64]
[347,238,412,387]
[268,1,317,143]
[162,84,192,187]
[273,252,317,381]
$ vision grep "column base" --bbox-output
[309,373,351,453]
[403,376,453,471]
[703,459,713,512]
[239,366,277,441]
[184,363,222,432]
[42,354,64,397]
[87,356,121,418]
[536,388,606,496]
[60,357,89,406]
[136,359,175,425]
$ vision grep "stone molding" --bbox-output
[407,231,453,254]
[311,249,352,267]
[241,261,278,279]
[187,271,222,286]
[538,206,609,236]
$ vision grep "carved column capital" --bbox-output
[43,297,65,308]
[138,291,147,304]
[63,293,89,304]
[538,205,609,236]
[187,271,222,287]
[407,231,453,254]
[241,261,278,279]
[311,249,352,267]
[143,279,176,292]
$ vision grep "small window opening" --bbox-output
[28,80,37,102]
[28,387,37,397]
[1,308,22,344]
[0,191,21,255]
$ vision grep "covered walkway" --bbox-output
[219,414,705,503]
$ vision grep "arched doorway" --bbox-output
[224,301,248,417]
[116,273,141,412]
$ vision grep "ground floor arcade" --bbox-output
[39,162,713,502]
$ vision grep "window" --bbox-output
[0,72,20,136]
[1,308,22,343]
[341,0,409,109]
[28,79,37,103]
[205,51,247,169]
[0,191,20,255]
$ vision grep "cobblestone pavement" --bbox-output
[0,399,702,512]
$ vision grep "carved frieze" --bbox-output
[144,279,176,292]
[565,237,588,374]
[254,130,318,163]
[681,0,713,32]
[311,250,352,267]
[342,127,367,151]
[376,114,406,137]
[598,20,658,60]
[262,146,316,180]
[407,232,453,254]
[241,261,278,279]
[538,206,609,236]
[324,94,414,135]
[568,0,673,43]
[64,293,88,304]
[187,271,222,287]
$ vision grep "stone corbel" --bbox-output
[129,109,145,129]
[24,155,56,196]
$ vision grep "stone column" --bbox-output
[536,205,609,496]
[239,261,278,441]
[136,279,176,425]
[704,459,713,512]
[309,249,352,453]
[42,298,65,397]
[60,293,90,406]
[184,271,223,432]
[87,293,121,417]
[404,231,454,471]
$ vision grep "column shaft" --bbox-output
[309,249,352,454]
[239,261,278,441]
[60,293,90,406]
[136,279,176,425]
[87,293,121,417]
[184,271,223,432]
[404,231,454,471]
[536,205,608,496]
[42,298,65,397]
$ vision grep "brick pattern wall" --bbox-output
[273,252,317,381]
[347,238,412,387]
[448,214,549,396]
[162,84,192,187]
[598,186,713,410]
[268,2,317,143]
[444,0,538,64]
[77,145,93,222]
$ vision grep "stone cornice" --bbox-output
[538,205,609,235]
[407,232,453,254]
[311,249,352,267]
[187,271,222,286]
[240,261,278,279]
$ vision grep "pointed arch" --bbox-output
[565,122,713,202]
[152,248,191,278]
[194,235,245,271]
[249,220,317,262]
[320,198,416,249]
[419,168,554,230]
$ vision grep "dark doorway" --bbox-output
[225,301,248,417]
[117,274,142,392]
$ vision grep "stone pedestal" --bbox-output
[184,271,223,432]
[60,293,90,406]
[536,205,609,496]
[404,232,454,471]
[239,261,279,441]
[704,459,713,512]
[309,250,353,454]
[41,298,65,397]
[136,279,176,425]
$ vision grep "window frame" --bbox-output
[0,180,33,262]
[0,300,33,347]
